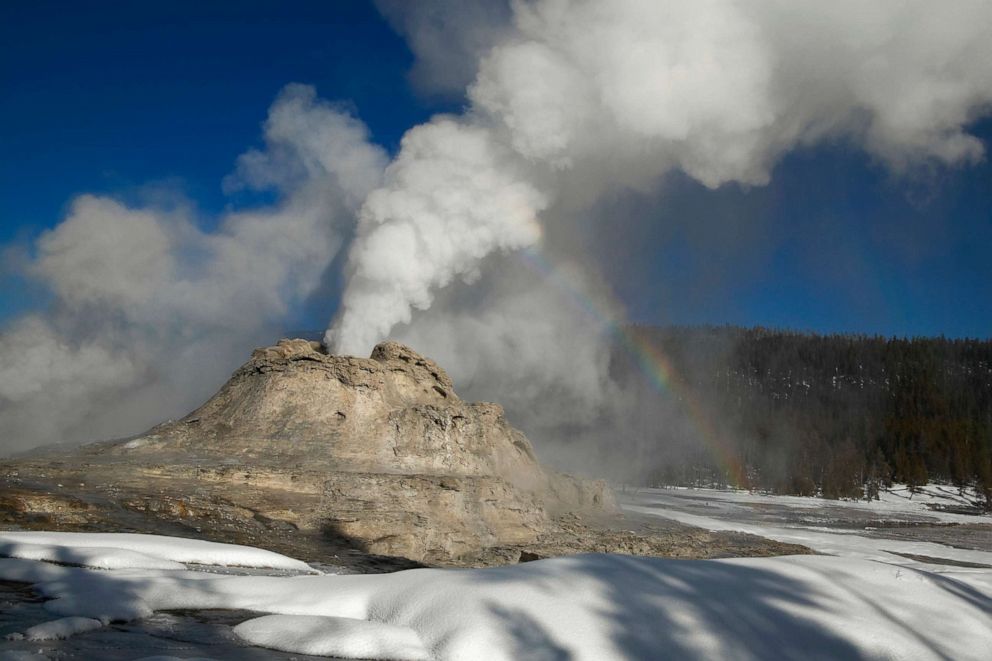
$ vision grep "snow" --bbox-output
[635,483,988,524]
[0,531,313,572]
[623,486,992,593]
[872,483,988,517]
[0,540,184,570]
[18,617,103,641]
[233,614,430,660]
[0,532,990,660]
[126,657,221,661]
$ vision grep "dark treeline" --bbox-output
[612,326,992,507]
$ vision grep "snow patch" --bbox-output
[0,540,184,570]
[233,614,429,660]
[18,616,103,640]
[132,654,217,661]
[0,531,314,572]
[132,657,219,661]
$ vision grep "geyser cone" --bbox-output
[118,339,556,487]
[5,339,616,565]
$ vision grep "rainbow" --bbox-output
[516,246,746,485]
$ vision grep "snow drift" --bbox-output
[1,532,990,660]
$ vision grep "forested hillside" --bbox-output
[614,326,992,506]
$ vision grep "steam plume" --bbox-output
[328,0,992,472]
[331,0,992,354]
[0,85,386,453]
[327,119,548,354]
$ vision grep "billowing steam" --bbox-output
[327,119,548,354]
[4,1,992,463]
[332,0,992,351]
[0,85,386,453]
[321,0,992,476]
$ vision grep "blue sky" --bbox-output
[2,1,990,339]
[0,1,444,233]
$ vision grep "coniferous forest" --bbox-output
[612,326,992,508]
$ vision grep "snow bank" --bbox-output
[0,533,989,660]
[0,531,312,572]
[0,540,184,570]
[233,614,429,660]
[19,616,103,640]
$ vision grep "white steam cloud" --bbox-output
[327,118,548,353]
[326,0,992,472]
[331,0,992,355]
[0,85,386,454]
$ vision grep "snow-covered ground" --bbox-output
[624,484,992,593]
[1,529,990,660]
[629,482,988,523]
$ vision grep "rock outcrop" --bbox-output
[119,340,554,489]
[1,339,809,569]
[4,340,614,564]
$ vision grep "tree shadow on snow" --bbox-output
[469,553,989,660]
[486,602,573,661]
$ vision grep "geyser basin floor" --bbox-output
[624,486,992,592]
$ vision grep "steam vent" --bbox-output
[1,340,618,566]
